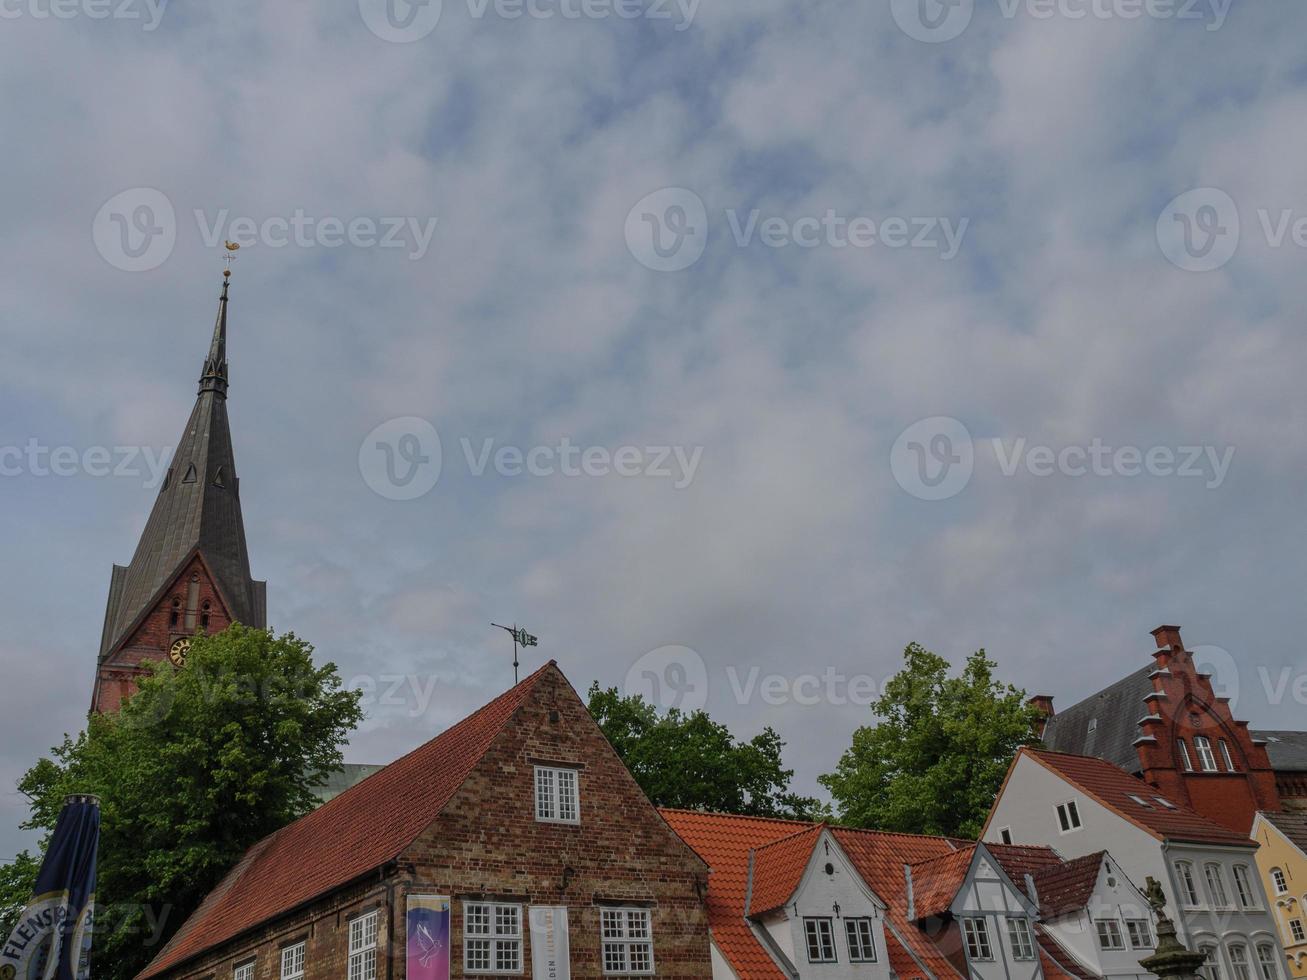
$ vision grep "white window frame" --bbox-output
[1006,917,1037,961]
[998,827,1013,845]
[1202,944,1224,980]
[280,942,305,980]
[1126,919,1154,950]
[1289,919,1306,944]
[1056,800,1082,833]
[1220,739,1237,771]
[844,917,878,963]
[1096,919,1126,951]
[601,907,654,975]
[349,910,379,980]
[1179,739,1195,772]
[1272,868,1289,895]
[534,766,580,825]
[803,917,837,964]
[1230,943,1253,980]
[963,918,993,961]
[1194,736,1219,772]
[1233,865,1258,909]
[1256,943,1280,980]
[463,901,523,975]
[1205,864,1231,908]
[1177,861,1202,907]
[233,960,255,980]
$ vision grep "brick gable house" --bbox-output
[136,662,713,980]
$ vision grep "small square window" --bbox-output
[804,918,837,963]
[534,766,580,824]
[1289,920,1305,944]
[1056,800,1082,832]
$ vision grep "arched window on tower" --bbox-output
[201,600,211,632]
[169,596,182,628]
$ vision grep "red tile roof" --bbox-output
[746,824,824,916]
[660,810,969,980]
[138,662,557,979]
[1033,852,1106,918]
[908,847,976,920]
[1021,749,1256,847]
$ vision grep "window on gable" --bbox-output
[1096,919,1126,951]
[999,827,1013,845]
[1179,739,1195,772]
[233,960,255,980]
[280,942,305,980]
[349,910,379,980]
[1205,864,1231,908]
[1230,943,1253,980]
[1006,917,1036,961]
[1220,739,1237,772]
[534,766,579,824]
[1056,800,1082,833]
[1176,861,1201,907]
[1126,919,1153,950]
[1272,868,1289,895]
[803,918,837,963]
[1194,736,1219,772]
[962,918,993,961]
[1232,865,1258,909]
[1289,920,1306,944]
[1257,943,1281,980]
[601,907,654,975]
[845,918,877,962]
[464,902,522,974]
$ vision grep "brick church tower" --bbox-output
[91,272,266,714]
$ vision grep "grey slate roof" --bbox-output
[99,277,266,660]
[1255,731,1307,772]
[1040,664,1154,774]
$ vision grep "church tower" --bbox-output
[91,272,267,713]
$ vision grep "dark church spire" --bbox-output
[96,273,266,671]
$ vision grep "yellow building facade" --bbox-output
[1253,811,1307,978]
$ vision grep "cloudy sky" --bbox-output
[3,0,1307,860]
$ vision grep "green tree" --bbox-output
[587,684,824,819]
[12,626,363,980]
[0,851,40,939]
[819,644,1040,838]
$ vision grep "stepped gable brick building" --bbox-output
[136,661,713,980]
[1032,625,1305,835]
[92,272,266,714]
[660,810,1102,980]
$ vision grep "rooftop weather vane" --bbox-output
[223,240,240,275]
[491,622,539,685]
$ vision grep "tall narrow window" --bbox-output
[1201,945,1223,980]
[1233,865,1257,909]
[963,919,993,961]
[1256,943,1279,980]
[1006,918,1036,961]
[1179,739,1195,772]
[602,908,654,975]
[463,902,522,974]
[1204,864,1230,908]
[1272,868,1288,895]
[200,600,212,631]
[1176,862,1201,906]
[1194,737,1219,772]
[185,573,200,631]
[803,918,836,963]
[1229,944,1252,980]
[845,918,877,962]
[999,827,1013,845]
[349,910,379,980]
[169,596,182,628]
[534,766,580,824]
[280,942,305,980]
[1219,740,1237,771]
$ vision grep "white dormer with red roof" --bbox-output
[745,825,894,980]
[984,749,1286,980]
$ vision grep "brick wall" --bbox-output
[150,668,713,980]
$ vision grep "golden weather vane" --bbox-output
[223,240,240,276]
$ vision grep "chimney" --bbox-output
[1029,695,1055,739]
[1151,624,1184,652]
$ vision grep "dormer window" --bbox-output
[534,766,579,824]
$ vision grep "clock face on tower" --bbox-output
[169,637,192,668]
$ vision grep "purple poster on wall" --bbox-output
[406,895,450,980]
